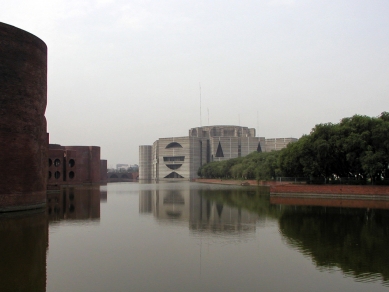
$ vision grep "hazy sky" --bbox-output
[2,0,389,167]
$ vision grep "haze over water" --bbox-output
[2,182,389,291]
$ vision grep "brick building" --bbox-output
[0,22,48,211]
[48,144,106,187]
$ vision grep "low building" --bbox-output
[48,144,106,187]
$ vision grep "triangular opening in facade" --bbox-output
[164,172,184,178]
[215,142,224,157]
[257,142,262,152]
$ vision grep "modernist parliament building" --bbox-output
[139,125,296,181]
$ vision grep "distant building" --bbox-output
[48,144,106,187]
[116,164,129,170]
[139,125,298,181]
[265,138,298,152]
[140,125,298,181]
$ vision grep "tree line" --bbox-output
[197,112,389,184]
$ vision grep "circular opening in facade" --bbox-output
[49,159,52,167]
[69,159,75,167]
[165,142,183,149]
[54,171,61,179]
[48,171,52,179]
[69,171,75,179]
[54,159,61,167]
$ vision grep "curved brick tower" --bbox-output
[0,22,48,211]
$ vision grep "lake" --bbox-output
[1,181,389,292]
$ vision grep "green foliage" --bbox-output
[198,112,389,184]
[277,113,389,183]
[198,151,281,180]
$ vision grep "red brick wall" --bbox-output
[88,146,101,183]
[0,23,47,211]
[270,184,389,196]
[100,160,107,183]
[48,145,101,185]
[270,196,389,209]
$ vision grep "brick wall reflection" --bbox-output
[0,210,48,291]
[47,186,101,222]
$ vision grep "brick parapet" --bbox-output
[270,184,389,196]
[270,196,389,209]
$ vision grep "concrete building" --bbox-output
[265,138,298,152]
[139,145,152,180]
[139,125,298,181]
[139,125,266,181]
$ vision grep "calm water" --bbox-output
[1,182,389,292]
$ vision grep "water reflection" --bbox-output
[3,182,389,291]
[209,187,389,286]
[140,183,389,287]
[278,206,389,286]
[47,186,101,222]
[139,186,260,235]
[0,210,48,292]
[0,185,105,292]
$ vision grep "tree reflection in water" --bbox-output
[279,206,389,286]
[201,187,389,286]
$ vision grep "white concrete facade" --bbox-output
[139,125,296,181]
[139,145,152,180]
[140,125,264,181]
[265,138,298,152]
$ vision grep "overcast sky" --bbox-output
[2,0,389,167]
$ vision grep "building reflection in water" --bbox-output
[0,185,105,291]
[47,186,101,222]
[0,210,48,292]
[100,190,107,202]
[139,185,258,234]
